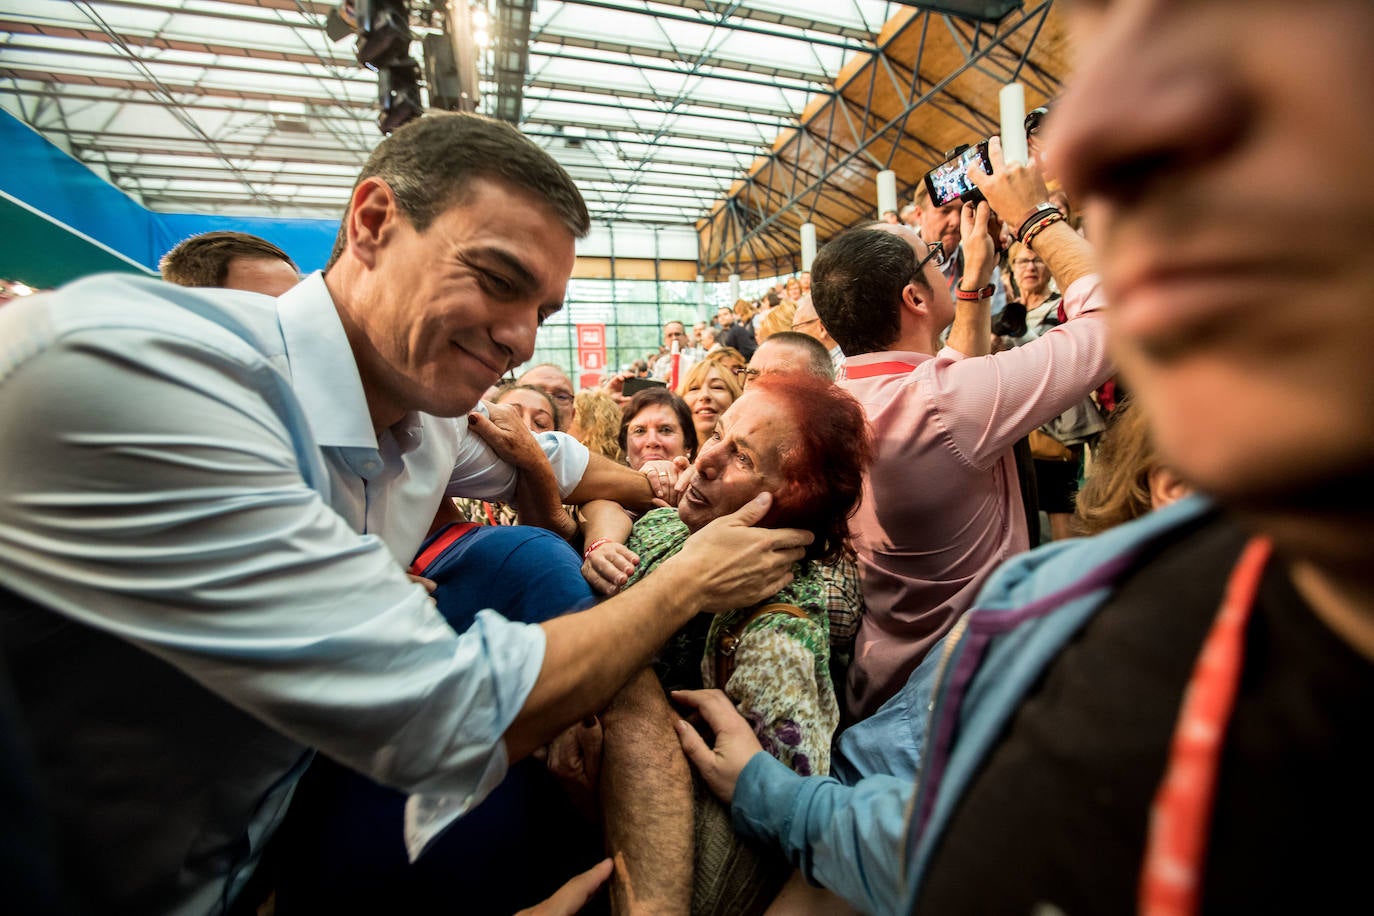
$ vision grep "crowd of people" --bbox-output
[2,1,1372,913]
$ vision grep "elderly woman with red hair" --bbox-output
[574,372,873,912]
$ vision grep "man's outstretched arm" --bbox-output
[504,493,811,761]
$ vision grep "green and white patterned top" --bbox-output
[626,507,841,776]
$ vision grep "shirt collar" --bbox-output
[276,271,378,451]
[843,350,933,369]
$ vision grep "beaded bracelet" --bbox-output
[1020,210,1066,250]
[583,537,612,562]
[1017,205,1064,241]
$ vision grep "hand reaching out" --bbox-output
[671,688,765,806]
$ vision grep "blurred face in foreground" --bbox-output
[1052,0,1374,519]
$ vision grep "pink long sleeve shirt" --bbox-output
[842,275,1112,721]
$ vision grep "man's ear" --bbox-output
[344,177,399,270]
[901,279,930,319]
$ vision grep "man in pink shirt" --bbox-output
[811,148,1113,720]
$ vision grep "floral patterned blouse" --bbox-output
[625,507,841,776]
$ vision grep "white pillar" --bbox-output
[876,169,898,217]
[696,273,705,317]
[999,82,1028,166]
[728,273,741,302]
[800,222,817,271]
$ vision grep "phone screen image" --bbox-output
[924,142,991,207]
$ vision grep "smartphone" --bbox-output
[923,140,993,207]
[623,376,667,397]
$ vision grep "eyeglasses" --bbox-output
[731,367,762,385]
[916,241,946,273]
[548,392,574,406]
[1012,258,1045,268]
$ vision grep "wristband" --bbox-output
[1020,211,1066,250]
[583,537,612,562]
[1022,203,1060,240]
[955,284,996,301]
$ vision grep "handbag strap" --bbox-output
[714,602,811,687]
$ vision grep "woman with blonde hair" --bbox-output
[676,355,742,448]
[1074,396,1189,535]
[569,388,625,464]
[754,299,797,344]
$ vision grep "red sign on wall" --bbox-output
[576,323,607,382]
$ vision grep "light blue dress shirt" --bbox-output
[0,272,589,913]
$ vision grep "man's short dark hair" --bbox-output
[811,227,929,356]
[159,231,297,288]
[759,332,835,380]
[327,113,590,268]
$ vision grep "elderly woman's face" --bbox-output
[678,389,788,532]
[625,403,688,470]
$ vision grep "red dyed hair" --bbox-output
[748,373,874,563]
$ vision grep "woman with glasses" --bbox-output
[993,241,1060,351]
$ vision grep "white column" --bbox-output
[728,273,741,302]
[800,222,817,271]
[876,169,898,217]
[999,82,1029,166]
[696,273,705,318]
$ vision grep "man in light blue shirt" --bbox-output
[0,113,810,913]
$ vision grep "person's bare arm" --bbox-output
[945,201,996,358]
[580,499,638,595]
[566,452,677,510]
[971,136,1096,291]
[504,493,811,761]
[599,669,693,916]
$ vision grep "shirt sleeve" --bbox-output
[923,274,1113,468]
[732,752,915,916]
[0,327,545,803]
[445,403,590,502]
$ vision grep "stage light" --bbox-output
[354,0,412,70]
[378,57,423,134]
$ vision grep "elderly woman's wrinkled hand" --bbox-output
[469,400,548,473]
[639,458,681,505]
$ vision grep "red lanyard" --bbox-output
[1139,535,1273,916]
[841,360,918,380]
[407,521,478,577]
